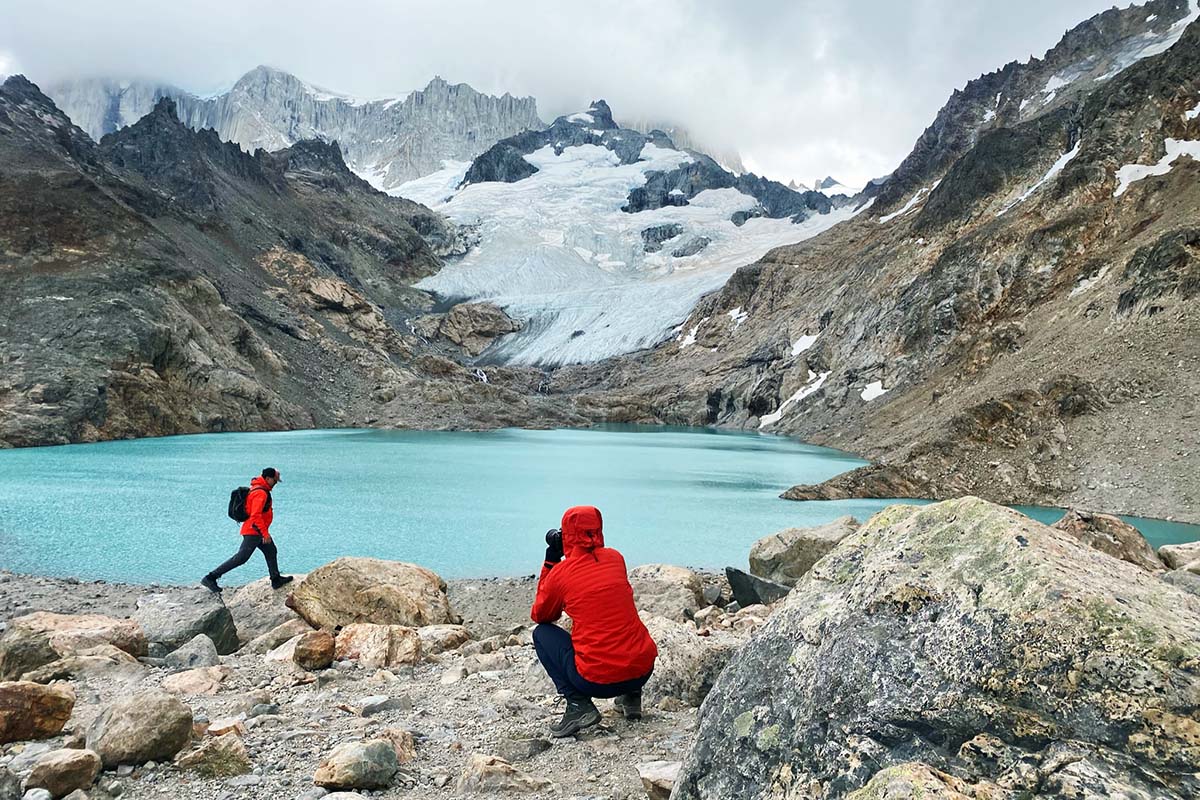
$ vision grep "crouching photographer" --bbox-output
[530,505,657,737]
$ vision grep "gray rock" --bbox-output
[295,790,330,800]
[0,626,58,681]
[748,516,859,586]
[1163,568,1200,596]
[134,591,238,655]
[642,616,741,708]
[1052,509,1163,571]
[358,695,411,717]
[628,564,704,622]
[640,223,683,253]
[494,737,552,763]
[671,236,711,258]
[724,567,790,607]
[85,690,193,768]
[313,740,398,790]
[0,767,20,800]
[224,574,307,645]
[675,498,1200,799]
[164,634,219,671]
[20,790,51,800]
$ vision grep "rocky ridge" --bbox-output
[46,69,544,188]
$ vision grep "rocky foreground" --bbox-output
[2,500,1198,800]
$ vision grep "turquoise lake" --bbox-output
[0,426,1195,585]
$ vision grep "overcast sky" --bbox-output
[2,0,1123,186]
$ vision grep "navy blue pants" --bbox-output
[532,623,651,700]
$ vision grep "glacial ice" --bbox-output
[396,142,855,365]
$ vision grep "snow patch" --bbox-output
[1185,101,1200,121]
[759,371,831,428]
[790,334,818,356]
[1113,138,1200,197]
[567,112,595,124]
[997,139,1081,215]
[728,307,749,329]
[676,316,709,349]
[861,381,890,402]
[879,180,940,224]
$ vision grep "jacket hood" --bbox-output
[250,476,272,491]
[561,505,604,556]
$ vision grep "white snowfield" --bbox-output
[759,370,831,428]
[861,380,890,401]
[398,142,855,365]
[997,140,1081,215]
[1113,138,1200,197]
[878,180,940,224]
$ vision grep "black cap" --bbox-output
[262,467,281,482]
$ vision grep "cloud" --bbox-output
[1,0,1118,185]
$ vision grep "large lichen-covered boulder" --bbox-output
[1052,508,1163,571]
[628,564,705,621]
[290,558,459,628]
[673,497,1200,800]
[748,516,859,586]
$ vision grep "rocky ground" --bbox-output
[0,562,758,800]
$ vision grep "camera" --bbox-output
[545,528,562,549]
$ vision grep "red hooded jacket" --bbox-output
[531,506,657,684]
[240,476,274,541]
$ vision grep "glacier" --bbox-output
[398,142,854,365]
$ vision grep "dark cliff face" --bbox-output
[872,0,1194,213]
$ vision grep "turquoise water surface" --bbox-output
[0,427,1194,585]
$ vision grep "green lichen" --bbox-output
[755,723,781,751]
[733,710,755,738]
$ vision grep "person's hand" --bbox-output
[544,529,564,564]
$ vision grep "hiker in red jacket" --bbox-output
[531,505,657,736]
[202,468,293,592]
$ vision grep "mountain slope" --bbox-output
[0,78,575,447]
[553,2,1200,521]
[395,100,851,366]
[46,68,544,189]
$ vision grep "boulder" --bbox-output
[133,591,238,655]
[293,630,335,671]
[245,618,314,654]
[290,558,459,628]
[438,302,522,355]
[335,624,421,668]
[724,567,790,607]
[455,754,551,793]
[0,626,60,681]
[0,681,74,743]
[672,498,1200,800]
[642,617,741,708]
[1052,509,1163,571]
[628,564,704,621]
[175,733,251,778]
[161,666,231,696]
[1159,540,1200,570]
[163,634,219,671]
[1163,568,1200,596]
[416,624,472,655]
[20,645,143,685]
[313,740,398,790]
[225,574,307,644]
[22,790,51,800]
[2,614,146,671]
[263,635,304,664]
[637,761,682,800]
[85,690,193,767]
[25,749,101,799]
[749,516,859,586]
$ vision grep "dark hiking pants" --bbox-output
[208,534,280,581]
[532,623,651,700]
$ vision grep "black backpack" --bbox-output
[227,486,271,522]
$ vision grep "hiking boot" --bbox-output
[615,691,643,720]
[271,575,294,590]
[548,696,600,737]
[200,575,222,594]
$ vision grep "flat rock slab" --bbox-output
[134,590,238,655]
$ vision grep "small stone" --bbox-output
[440,665,468,685]
[293,631,336,671]
[206,715,247,737]
[494,737,552,763]
[455,754,551,793]
[313,740,398,790]
[176,734,252,778]
[637,760,681,800]
[378,728,416,763]
[358,695,411,717]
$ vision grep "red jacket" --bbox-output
[240,476,273,541]
[531,506,657,684]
